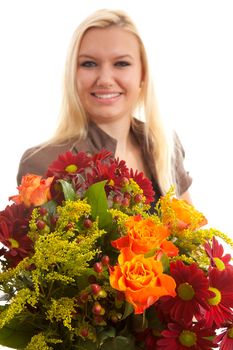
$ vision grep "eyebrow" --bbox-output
[78,54,134,60]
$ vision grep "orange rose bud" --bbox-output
[110,248,176,314]
[162,197,208,231]
[10,174,54,207]
[158,240,179,258]
[112,215,178,258]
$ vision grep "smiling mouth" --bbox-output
[91,93,122,99]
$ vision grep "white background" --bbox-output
[0,1,232,348]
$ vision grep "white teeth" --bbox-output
[93,93,121,99]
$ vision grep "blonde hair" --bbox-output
[49,9,175,194]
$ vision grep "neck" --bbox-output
[91,118,148,175]
[94,118,132,156]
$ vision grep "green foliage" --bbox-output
[85,181,112,229]
[0,318,35,349]
[122,302,134,320]
[72,339,97,350]
[146,307,163,330]
[0,192,108,349]
[100,335,135,350]
[58,180,77,201]
[160,253,170,273]
[1,151,233,350]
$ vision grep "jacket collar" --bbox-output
[78,119,148,153]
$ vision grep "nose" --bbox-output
[96,64,115,88]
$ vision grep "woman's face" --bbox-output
[77,26,143,125]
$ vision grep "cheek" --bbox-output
[76,78,86,94]
[77,72,94,92]
[120,73,141,89]
[130,76,142,95]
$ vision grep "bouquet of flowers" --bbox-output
[0,150,233,350]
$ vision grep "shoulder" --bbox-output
[16,140,76,185]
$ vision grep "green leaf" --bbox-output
[130,314,147,332]
[146,306,163,329]
[144,248,157,258]
[85,181,112,229]
[73,339,97,350]
[122,301,134,320]
[42,199,57,215]
[97,327,116,344]
[0,318,35,349]
[160,253,170,272]
[58,179,77,201]
[100,335,135,350]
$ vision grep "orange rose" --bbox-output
[109,247,176,314]
[10,174,54,207]
[161,197,208,231]
[112,215,178,257]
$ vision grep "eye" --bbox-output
[80,61,97,68]
[115,61,131,67]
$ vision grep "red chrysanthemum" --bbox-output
[45,150,155,208]
[200,267,233,328]
[86,156,130,189]
[46,151,92,178]
[130,169,155,204]
[0,203,33,267]
[158,260,210,323]
[91,149,113,162]
[215,325,233,350]
[204,236,232,271]
[156,322,217,350]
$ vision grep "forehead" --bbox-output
[79,26,141,58]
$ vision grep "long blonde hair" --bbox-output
[50,9,175,194]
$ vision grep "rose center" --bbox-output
[213,257,225,271]
[208,287,221,305]
[177,282,195,301]
[179,330,197,347]
[65,164,78,173]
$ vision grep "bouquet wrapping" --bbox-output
[0,149,233,350]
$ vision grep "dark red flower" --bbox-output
[157,322,217,349]
[46,150,155,208]
[159,260,210,323]
[130,169,155,204]
[86,156,130,189]
[136,329,160,350]
[200,267,233,328]
[46,151,92,178]
[204,236,232,271]
[0,203,33,267]
[144,332,158,350]
[91,149,113,162]
[215,325,233,350]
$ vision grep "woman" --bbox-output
[17,8,192,204]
